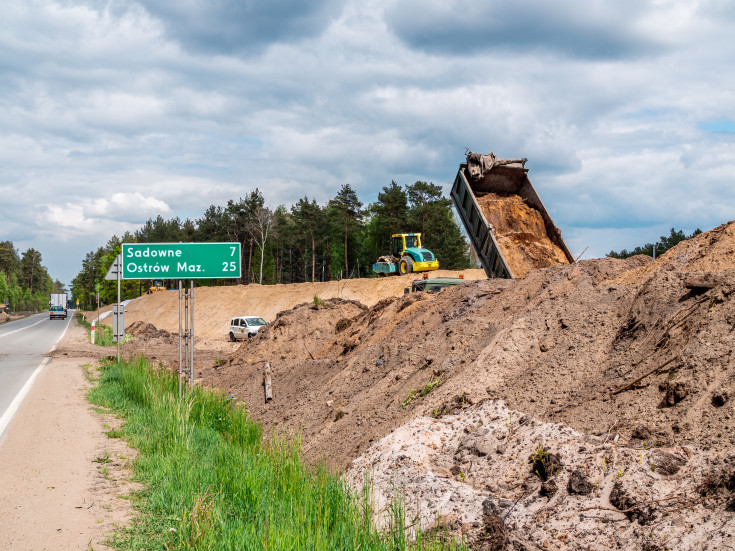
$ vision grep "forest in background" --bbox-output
[72,181,473,309]
[607,227,702,259]
[0,242,62,312]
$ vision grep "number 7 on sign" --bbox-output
[230,246,236,256]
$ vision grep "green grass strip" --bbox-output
[77,313,117,346]
[89,357,465,550]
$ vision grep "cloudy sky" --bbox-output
[2,0,734,286]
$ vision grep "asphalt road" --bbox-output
[0,311,73,439]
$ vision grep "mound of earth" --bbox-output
[345,400,735,550]
[126,320,173,340]
[0,311,25,324]
[91,221,735,549]
[206,248,735,468]
[613,220,735,284]
[93,269,486,340]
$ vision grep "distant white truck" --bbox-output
[50,293,67,308]
[49,293,68,319]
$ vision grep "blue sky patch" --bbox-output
[698,120,735,133]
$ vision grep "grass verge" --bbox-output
[89,357,464,550]
[77,313,117,346]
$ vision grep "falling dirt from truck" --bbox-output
[451,152,574,279]
[475,192,569,277]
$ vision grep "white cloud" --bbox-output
[85,193,170,219]
[1,0,734,285]
[37,193,170,238]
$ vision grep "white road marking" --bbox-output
[0,357,50,441]
[0,318,46,339]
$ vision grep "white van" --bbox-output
[229,316,267,341]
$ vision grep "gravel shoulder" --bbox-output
[0,320,137,551]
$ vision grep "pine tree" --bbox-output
[20,248,44,294]
[406,181,443,239]
[366,181,409,257]
[271,205,294,284]
[136,215,185,242]
[0,241,20,283]
[291,198,324,282]
[405,181,471,270]
[327,184,364,278]
[196,205,229,242]
[429,208,472,269]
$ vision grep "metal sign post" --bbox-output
[120,243,240,398]
[178,280,195,398]
[190,281,194,391]
[95,293,100,345]
[112,305,124,340]
[105,254,124,362]
[178,280,182,398]
[116,254,121,362]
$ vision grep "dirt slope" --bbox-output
[96,222,735,550]
[614,220,735,284]
[208,251,729,468]
[102,269,486,340]
[345,400,734,550]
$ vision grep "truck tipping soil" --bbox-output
[451,152,574,278]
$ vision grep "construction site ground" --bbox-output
[88,226,735,550]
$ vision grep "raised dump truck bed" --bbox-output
[450,152,574,279]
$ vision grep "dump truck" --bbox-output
[450,151,574,278]
[372,233,439,276]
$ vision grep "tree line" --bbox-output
[0,242,62,312]
[72,181,472,309]
[606,227,702,259]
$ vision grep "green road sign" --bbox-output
[121,243,241,280]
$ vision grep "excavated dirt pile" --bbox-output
[97,269,487,339]
[475,192,569,277]
[614,220,735,284]
[126,320,173,340]
[103,222,735,550]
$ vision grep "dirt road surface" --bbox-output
[0,322,135,551]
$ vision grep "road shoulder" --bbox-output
[0,320,138,551]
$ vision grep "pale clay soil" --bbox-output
[4,221,735,549]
